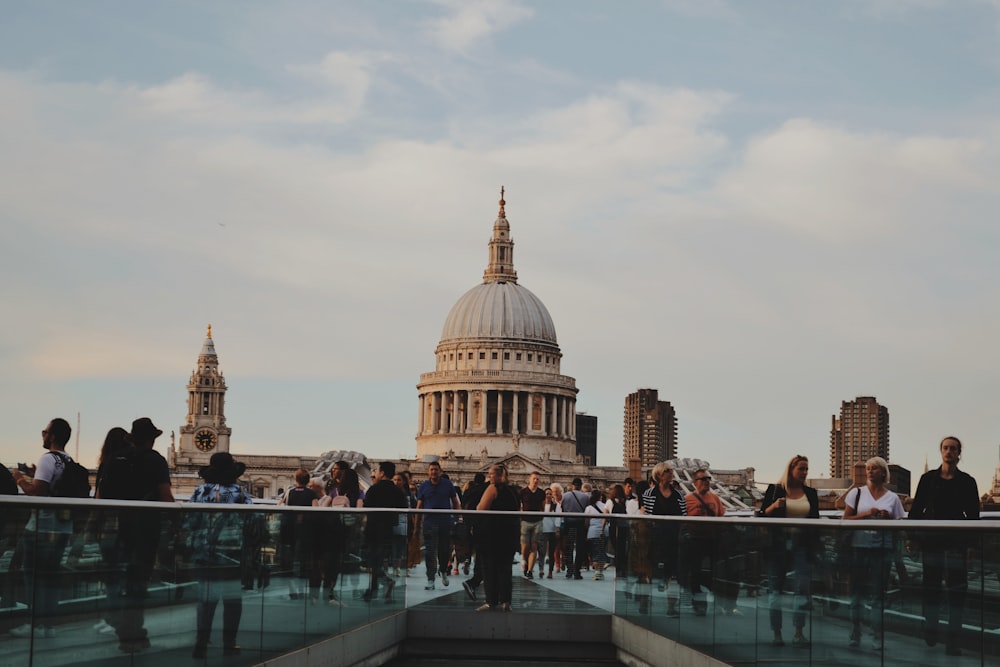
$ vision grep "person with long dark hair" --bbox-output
[760,455,819,648]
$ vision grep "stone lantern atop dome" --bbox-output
[483,186,517,284]
[416,190,579,463]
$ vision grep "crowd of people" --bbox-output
[0,419,984,659]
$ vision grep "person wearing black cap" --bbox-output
[188,452,253,659]
[108,417,174,654]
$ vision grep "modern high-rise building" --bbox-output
[829,396,889,478]
[623,388,677,467]
[575,413,597,465]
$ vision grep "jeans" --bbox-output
[422,523,451,580]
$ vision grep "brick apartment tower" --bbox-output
[623,389,677,467]
[830,396,889,478]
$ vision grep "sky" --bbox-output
[2,1,999,496]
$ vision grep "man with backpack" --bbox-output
[100,417,175,654]
[9,418,80,638]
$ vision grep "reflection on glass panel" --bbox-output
[0,499,998,666]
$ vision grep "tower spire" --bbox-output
[483,186,518,284]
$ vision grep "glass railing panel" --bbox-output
[4,496,997,667]
[606,514,1000,667]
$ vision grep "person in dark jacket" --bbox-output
[906,436,979,657]
[759,454,819,648]
[363,461,406,602]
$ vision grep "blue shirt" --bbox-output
[417,477,457,527]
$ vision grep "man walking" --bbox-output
[519,471,545,579]
[416,461,460,590]
[363,461,406,602]
[103,418,174,653]
[461,472,488,600]
[908,436,979,656]
[560,478,590,580]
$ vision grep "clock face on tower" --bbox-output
[195,429,217,452]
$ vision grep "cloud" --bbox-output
[712,118,991,241]
[422,0,534,53]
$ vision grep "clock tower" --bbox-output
[177,324,232,466]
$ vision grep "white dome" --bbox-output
[440,281,558,345]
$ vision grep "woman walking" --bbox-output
[760,455,819,648]
[842,457,904,650]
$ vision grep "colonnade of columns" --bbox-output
[417,389,576,439]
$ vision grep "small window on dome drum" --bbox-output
[527,354,532,361]
[479,352,485,360]
[504,352,509,360]
[492,352,497,360]
[516,353,522,361]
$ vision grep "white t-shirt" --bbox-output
[847,486,904,548]
[26,451,72,534]
[585,505,605,540]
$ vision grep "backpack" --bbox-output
[97,446,155,500]
[48,451,91,498]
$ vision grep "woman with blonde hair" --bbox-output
[843,456,904,650]
[640,462,687,617]
[760,455,819,647]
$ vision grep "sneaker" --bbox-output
[475,603,493,612]
[499,602,512,612]
[93,619,111,632]
[546,572,553,579]
[441,572,449,587]
[328,595,344,607]
[527,570,534,579]
[424,580,435,590]
[792,635,810,648]
[870,639,883,650]
[223,644,241,656]
[463,580,477,601]
[9,624,35,638]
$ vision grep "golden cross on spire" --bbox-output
[207,323,213,339]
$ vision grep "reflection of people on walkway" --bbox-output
[842,456,904,650]
[475,463,520,612]
[9,418,76,640]
[907,436,979,657]
[685,469,728,616]
[188,453,253,659]
[640,463,687,617]
[760,455,819,648]
[416,461,460,590]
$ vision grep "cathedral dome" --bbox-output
[440,281,557,345]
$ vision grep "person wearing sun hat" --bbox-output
[188,452,253,659]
